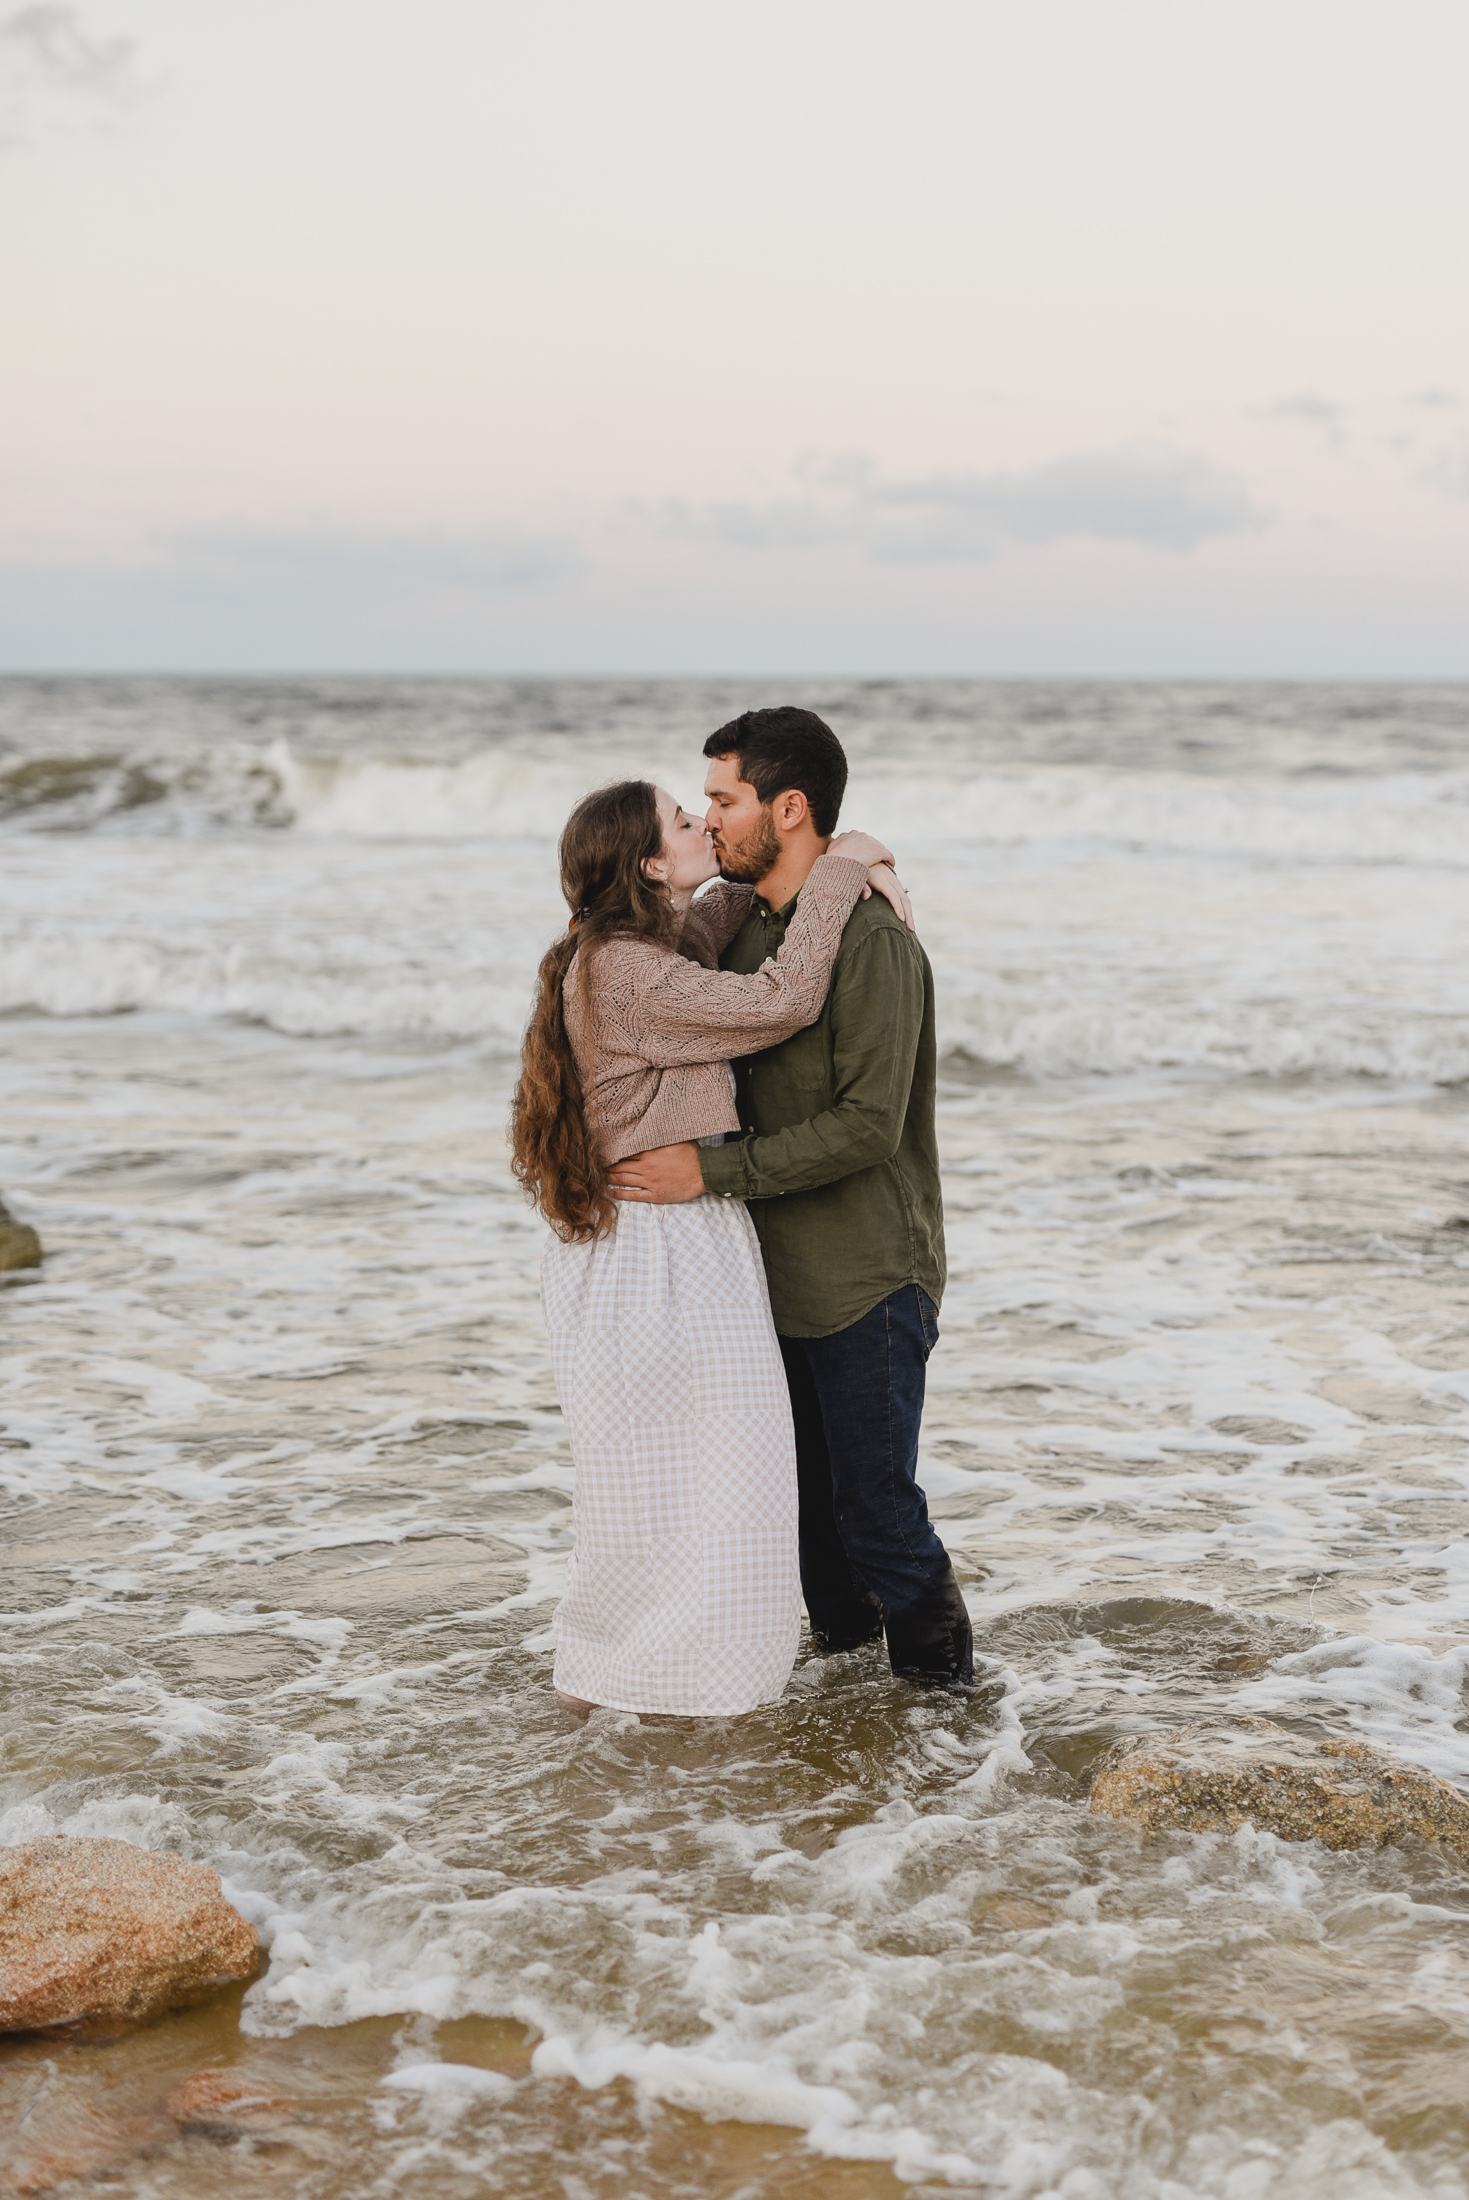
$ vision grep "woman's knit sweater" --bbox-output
[562,844,883,1168]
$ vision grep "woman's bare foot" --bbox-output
[556,1690,597,1716]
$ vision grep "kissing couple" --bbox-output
[512,706,973,1717]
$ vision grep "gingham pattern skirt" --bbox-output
[543,1197,802,1716]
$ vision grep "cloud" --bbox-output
[1249,393,1345,441]
[651,443,1261,564]
[0,4,143,142]
[0,524,585,669]
[1424,445,1469,500]
[866,447,1260,559]
[163,524,582,602]
[1405,388,1460,410]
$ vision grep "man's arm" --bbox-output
[699,925,923,1201]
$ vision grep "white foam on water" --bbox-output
[177,1606,354,1652]
[3,809,1468,1079]
[853,763,1469,868]
[268,739,596,842]
[1236,1639,1469,1783]
[0,1789,196,1853]
[75,735,1469,870]
[212,1759,1469,2196]
[381,2061,516,2098]
[13,700,1467,871]
[6,683,1469,2195]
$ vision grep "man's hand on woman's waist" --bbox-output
[608,1143,707,1204]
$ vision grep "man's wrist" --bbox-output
[697,1140,746,1202]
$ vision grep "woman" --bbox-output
[512,779,906,1717]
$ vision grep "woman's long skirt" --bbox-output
[542,1197,802,1716]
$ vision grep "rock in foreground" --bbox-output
[0,1838,259,2034]
[1091,1717,1469,1861]
[0,1198,42,1272]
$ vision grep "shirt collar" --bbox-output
[754,889,800,923]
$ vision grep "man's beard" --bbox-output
[715,806,782,885]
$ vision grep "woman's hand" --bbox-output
[826,831,912,926]
[828,829,895,869]
[862,863,914,929]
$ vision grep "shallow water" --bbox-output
[3,680,1469,2197]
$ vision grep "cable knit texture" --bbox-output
[563,849,878,1166]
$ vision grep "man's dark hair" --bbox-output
[702,707,848,837]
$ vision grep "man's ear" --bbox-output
[775,789,810,833]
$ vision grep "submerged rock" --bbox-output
[0,1838,259,2034]
[0,2067,293,2195]
[0,1199,42,1272]
[1091,1716,1469,1861]
[165,2070,294,2132]
[0,2083,172,2197]
[973,1894,1055,1931]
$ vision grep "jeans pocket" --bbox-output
[915,1286,940,1358]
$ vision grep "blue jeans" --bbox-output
[778,1285,973,1685]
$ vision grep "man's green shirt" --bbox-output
[696,886,946,1338]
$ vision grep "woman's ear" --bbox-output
[642,858,668,883]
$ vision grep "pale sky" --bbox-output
[2,0,1467,673]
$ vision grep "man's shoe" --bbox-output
[885,1568,974,1687]
[810,1614,886,1656]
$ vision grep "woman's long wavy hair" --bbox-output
[511,779,676,1241]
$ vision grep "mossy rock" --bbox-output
[0,1197,42,1271]
[1091,1715,1469,1863]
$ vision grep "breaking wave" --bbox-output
[5,682,1467,1081]
[3,930,1467,1080]
[6,736,1469,869]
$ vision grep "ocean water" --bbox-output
[3,676,1469,2199]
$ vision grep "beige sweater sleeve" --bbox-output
[684,880,756,956]
[593,852,873,1070]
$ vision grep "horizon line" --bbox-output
[3,668,1469,686]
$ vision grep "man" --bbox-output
[609,706,973,1687]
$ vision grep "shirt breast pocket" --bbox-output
[772,1025,832,1099]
